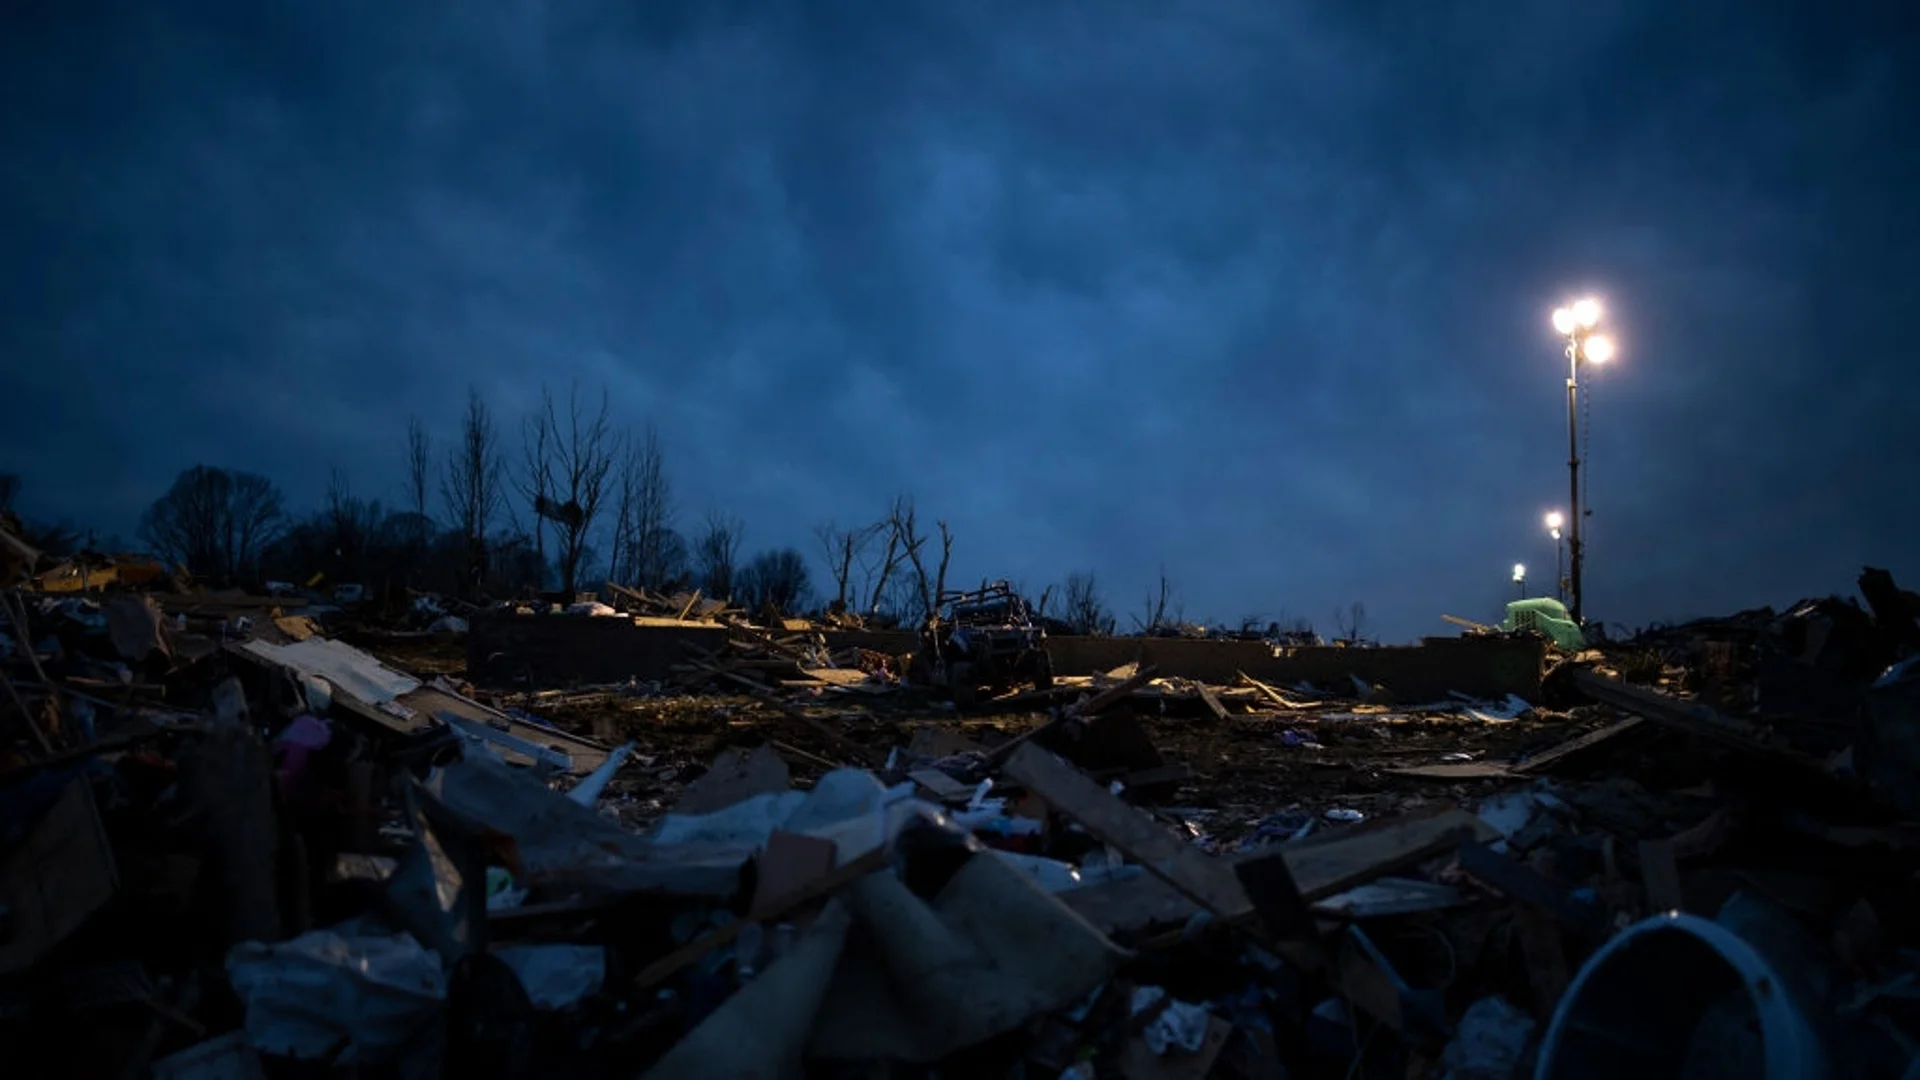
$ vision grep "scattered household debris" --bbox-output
[0,559,1916,1077]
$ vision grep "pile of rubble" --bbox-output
[2,552,1919,1078]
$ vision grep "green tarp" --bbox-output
[1502,597,1586,650]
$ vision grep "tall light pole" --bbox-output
[1512,563,1528,600]
[1545,511,1566,606]
[1550,299,1615,625]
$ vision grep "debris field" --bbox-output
[3,525,1920,1079]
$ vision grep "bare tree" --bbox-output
[902,516,954,620]
[813,519,883,611]
[405,416,431,521]
[139,465,285,581]
[694,512,745,600]
[1060,571,1116,635]
[522,384,616,597]
[1333,601,1369,644]
[735,548,813,616]
[322,467,387,579]
[440,387,506,596]
[1132,568,1177,633]
[516,393,555,573]
[142,466,229,574]
[864,494,920,613]
[611,425,681,591]
[226,471,285,578]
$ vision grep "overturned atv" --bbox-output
[909,581,1054,707]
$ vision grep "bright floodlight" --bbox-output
[1512,563,1527,583]
[1545,511,1564,531]
[1583,334,1616,364]
[1573,298,1602,328]
[1552,307,1577,335]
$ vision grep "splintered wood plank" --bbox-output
[1567,671,1763,750]
[908,769,976,804]
[1238,672,1314,710]
[1196,685,1231,721]
[1281,809,1498,901]
[1387,761,1513,780]
[1005,742,1252,919]
[1512,716,1647,775]
[676,590,703,620]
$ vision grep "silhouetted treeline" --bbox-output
[8,384,1334,635]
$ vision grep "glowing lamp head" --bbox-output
[1582,334,1616,364]
[1545,511,1564,531]
[1552,307,1577,335]
[1573,298,1602,328]
[1512,563,1527,583]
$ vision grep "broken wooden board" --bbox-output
[1512,716,1648,775]
[1005,741,1251,919]
[1196,685,1231,721]
[1061,806,1498,934]
[1238,672,1315,710]
[1386,761,1513,780]
[908,769,976,805]
[801,668,875,687]
[1568,670,1778,756]
[1280,809,1499,901]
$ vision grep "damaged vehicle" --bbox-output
[910,580,1054,706]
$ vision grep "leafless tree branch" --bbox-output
[694,511,745,600]
[439,386,505,596]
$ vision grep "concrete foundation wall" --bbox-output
[1031,635,1542,702]
[469,614,731,685]
[470,614,1543,701]
[820,629,919,656]
[1252,637,1544,702]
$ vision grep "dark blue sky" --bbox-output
[3,2,1916,640]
